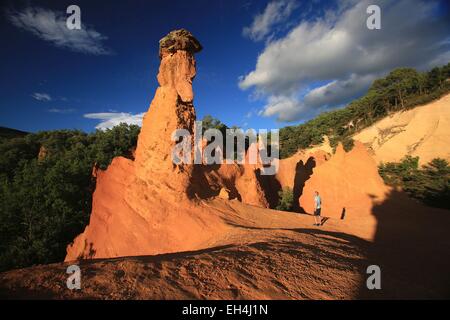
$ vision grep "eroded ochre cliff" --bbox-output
[299,142,389,224]
[65,30,270,261]
[353,93,450,165]
[67,30,215,260]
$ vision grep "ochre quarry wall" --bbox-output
[353,93,450,165]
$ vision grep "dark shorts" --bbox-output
[314,208,321,216]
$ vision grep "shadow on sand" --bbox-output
[357,189,450,299]
[225,188,450,299]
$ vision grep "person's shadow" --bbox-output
[320,217,330,226]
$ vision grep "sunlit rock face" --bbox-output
[65,30,231,261]
[134,29,202,196]
[299,142,389,223]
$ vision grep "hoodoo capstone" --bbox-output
[159,29,202,58]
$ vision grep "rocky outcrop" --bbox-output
[275,149,329,191]
[65,30,230,261]
[299,141,390,220]
[200,162,270,208]
[133,29,200,198]
[37,146,47,161]
[66,29,275,261]
[200,143,331,211]
[252,147,330,210]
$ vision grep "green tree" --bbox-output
[0,123,140,271]
[276,187,294,211]
[379,157,450,210]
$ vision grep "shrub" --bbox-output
[276,187,294,211]
[379,157,450,209]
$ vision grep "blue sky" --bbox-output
[1,0,449,132]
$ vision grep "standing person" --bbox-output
[313,191,322,226]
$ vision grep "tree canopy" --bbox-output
[0,124,140,272]
[379,156,450,210]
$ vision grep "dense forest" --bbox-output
[0,63,449,272]
[279,63,450,158]
[0,124,140,272]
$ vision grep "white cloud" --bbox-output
[240,0,450,122]
[32,92,52,101]
[245,108,259,119]
[243,0,297,41]
[303,74,378,109]
[48,108,76,114]
[259,95,307,122]
[84,112,145,130]
[8,6,112,55]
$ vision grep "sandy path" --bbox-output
[1,196,449,299]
